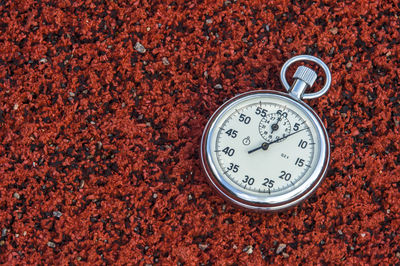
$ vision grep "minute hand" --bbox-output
[267,127,308,145]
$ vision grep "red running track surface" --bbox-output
[0,0,399,264]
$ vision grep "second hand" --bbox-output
[248,127,308,154]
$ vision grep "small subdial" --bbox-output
[258,113,291,142]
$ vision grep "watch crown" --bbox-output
[293,66,317,88]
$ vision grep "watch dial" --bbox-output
[205,92,327,205]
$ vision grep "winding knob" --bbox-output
[293,66,317,88]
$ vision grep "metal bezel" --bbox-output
[200,90,330,212]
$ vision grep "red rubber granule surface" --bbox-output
[0,0,399,264]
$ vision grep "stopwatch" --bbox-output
[200,55,332,211]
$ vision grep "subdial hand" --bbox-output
[271,112,284,133]
[248,127,308,154]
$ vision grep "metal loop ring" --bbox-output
[280,55,332,100]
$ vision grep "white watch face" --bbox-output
[204,92,328,207]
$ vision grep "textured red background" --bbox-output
[0,0,399,264]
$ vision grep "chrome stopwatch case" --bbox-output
[200,55,332,212]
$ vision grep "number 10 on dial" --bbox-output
[200,55,332,211]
